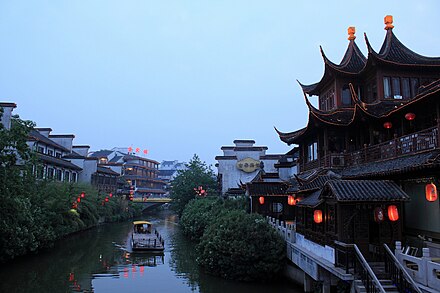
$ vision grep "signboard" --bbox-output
[236,157,260,173]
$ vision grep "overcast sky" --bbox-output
[1,1,439,168]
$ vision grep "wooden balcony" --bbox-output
[301,126,439,172]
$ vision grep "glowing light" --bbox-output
[388,205,399,221]
[426,183,438,202]
[314,210,323,223]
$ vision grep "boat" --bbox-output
[131,221,165,252]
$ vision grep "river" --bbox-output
[0,210,302,293]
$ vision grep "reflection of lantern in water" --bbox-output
[123,267,129,278]
[425,183,438,202]
[132,265,136,272]
[388,205,399,221]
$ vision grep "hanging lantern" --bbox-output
[405,113,416,121]
[109,193,113,198]
[105,197,109,202]
[314,210,323,224]
[383,122,393,129]
[373,207,384,223]
[388,205,399,221]
[287,195,296,206]
[425,183,438,202]
[259,196,265,205]
[77,197,81,203]
[80,192,85,198]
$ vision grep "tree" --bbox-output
[170,154,217,216]
[197,210,285,282]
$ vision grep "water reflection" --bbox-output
[0,210,301,293]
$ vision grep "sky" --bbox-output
[1,1,439,168]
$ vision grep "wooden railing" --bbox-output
[383,244,422,293]
[334,241,386,293]
[301,126,439,172]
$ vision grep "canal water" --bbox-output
[0,210,302,293]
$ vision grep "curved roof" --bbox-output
[365,29,440,67]
[276,78,440,145]
[299,39,367,95]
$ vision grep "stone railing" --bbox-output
[395,241,440,291]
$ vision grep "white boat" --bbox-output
[131,221,164,252]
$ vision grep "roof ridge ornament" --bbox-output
[348,26,356,41]
[384,15,394,30]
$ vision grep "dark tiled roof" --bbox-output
[370,30,440,66]
[63,151,84,159]
[246,182,289,196]
[158,170,176,177]
[109,155,123,163]
[297,190,322,207]
[89,150,113,158]
[97,166,119,176]
[324,180,409,202]
[29,130,70,152]
[299,175,335,192]
[341,150,440,178]
[225,188,245,195]
[36,153,82,170]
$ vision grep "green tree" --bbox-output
[170,154,217,216]
[197,210,285,282]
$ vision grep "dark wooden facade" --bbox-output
[276,16,440,256]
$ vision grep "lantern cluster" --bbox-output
[194,186,207,197]
[127,147,148,155]
[72,191,86,209]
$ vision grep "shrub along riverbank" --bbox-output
[180,197,286,282]
[0,112,143,263]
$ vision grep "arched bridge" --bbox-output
[131,197,172,211]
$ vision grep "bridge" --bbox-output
[131,197,172,211]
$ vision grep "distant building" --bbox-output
[215,140,287,195]
[27,128,82,182]
[158,160,187,182]
[89,149,166,198]
[0,102,16,130]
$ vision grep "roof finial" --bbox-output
[384,15,394,30]
[348,26,356,41]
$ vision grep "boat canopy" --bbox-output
[133,221,152,225]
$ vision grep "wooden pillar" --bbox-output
[304,274,315,292]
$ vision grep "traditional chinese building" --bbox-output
[276,15,440,264]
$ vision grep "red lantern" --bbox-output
[314,210,323,224]
[383,122,393,129]
[259,196,265,205]
[405,113,416,121]
[77,197,81,203]
[374,207,384,223]
[425,183,438,202]
[128,147,133,153]
[388,205,399,221]
[80,192,85,198]
[105,197,109,202]
[109,193,113,198]
[287,196,296,206]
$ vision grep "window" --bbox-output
[341,84,351,105]
[410,78,419,97]
[55,152,62,158]
[64,171,70,182]
[36,166,44,179]
[392,77,401,99]
[383,77,392,98]
[72,173,77,182]
[47,149,54,156]
[56,169,62,181]
[319,88,335,111]
[402,78,411,99]
[37,146,44,153]
[307,142,318,162]
[47,168,55,179]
